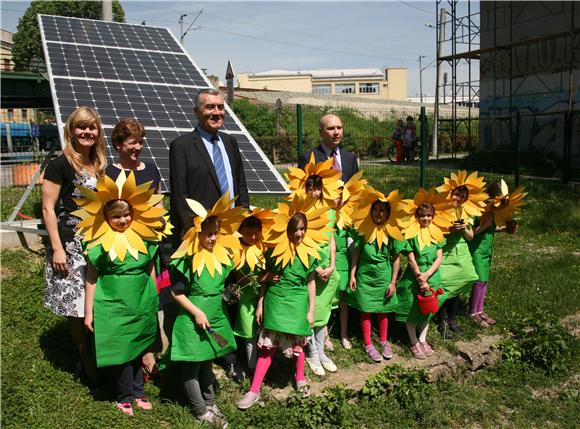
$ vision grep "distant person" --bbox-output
[170,88,249,241]
[392,119,404,165]
[298,114,358,182]
[42,106,107,382]
[170,88,249,383]
[402,115,417,163]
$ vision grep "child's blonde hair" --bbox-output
[63,106,107,176]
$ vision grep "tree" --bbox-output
[12,1,125,72]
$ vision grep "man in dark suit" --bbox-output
[170,88,250,240]
[298,113,358,182]
[169,88,249,384]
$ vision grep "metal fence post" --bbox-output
[562,111,572,184]
[420,106,428,188]
[296,104,303,159]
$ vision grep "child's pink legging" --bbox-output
[249,348,305,393]
[360,312,388,346]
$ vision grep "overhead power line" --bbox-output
[398,1,433,15]
[197,25,414,63]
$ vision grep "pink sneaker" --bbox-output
[419,341,433,357]
[116,402,134,417]
[365,344,383,363]
[480,312,497,325]
[410,343,426,360]
[380,341,394,359]
[135,397,153,410]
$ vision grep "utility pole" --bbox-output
[179,10,203,44]
[432,6,446,158]
[102,0,112,21]
[418,55,426,103]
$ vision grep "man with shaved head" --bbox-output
[298,113,358,182]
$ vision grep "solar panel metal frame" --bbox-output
[38,14,288,194]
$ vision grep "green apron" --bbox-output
[263,254,318,337]
[344,236,400,313]
[334,226,351,294]
[440,227,479,298]
[233,265,262,339]
[396,237,448,324]
[468,217,495,282]
[170,258,236,362]
[88,243,159,368]
[314,209,340,326]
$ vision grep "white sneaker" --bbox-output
[320,357,338,373]
[305,356,325,376]
[198,410,229,428]
[237,391,260,410]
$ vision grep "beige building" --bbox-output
[238,67,407,101]
[1,29,14,71]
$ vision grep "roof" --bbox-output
[246,68,387,79]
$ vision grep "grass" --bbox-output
[2,167,580,428]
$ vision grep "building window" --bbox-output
[21,109,28,121]
[335,83,355,94]
[312,84,331,95]
[7,109,14,121]
[3,58,10,71]
[359,83,379,94]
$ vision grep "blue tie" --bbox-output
[211,135,229,195]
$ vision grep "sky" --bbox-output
[1,0,480,99]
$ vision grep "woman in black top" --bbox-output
[105,119,162,196]
[42,106,107,381]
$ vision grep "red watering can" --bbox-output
[417,287,445,315]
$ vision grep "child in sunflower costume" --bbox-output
[77,171,168,416]
[334,171,367,350]
[169,193,246,427]
[286,154,342,376]
[237,197,332,410]
[345,186,405,363]
[396,188,454,359]
[436,171,487,338]
[232,209,273,378]
[468,180,526,327]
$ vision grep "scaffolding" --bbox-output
[434,0,480,160]
[434,1,579,184]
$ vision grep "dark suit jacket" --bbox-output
[170,129,250,241]
[298,144,359,182]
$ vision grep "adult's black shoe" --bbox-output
[448,320,464,337]
[226,363,244,384]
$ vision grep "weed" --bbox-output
[499,308,575,374]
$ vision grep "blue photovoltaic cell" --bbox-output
[39,14,287,194]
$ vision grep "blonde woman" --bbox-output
[42,106,106,381]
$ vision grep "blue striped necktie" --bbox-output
[210,135,229,195]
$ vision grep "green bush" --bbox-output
[499,308,575,374]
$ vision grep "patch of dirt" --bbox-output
[531,373,580,400]
[561,311,580,338]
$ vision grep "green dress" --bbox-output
[233,264,262,339]
[263,254,319,337]
[396,237,448,324]
[87,243,159,368]
[314,209,340,327]
[439,228,479,298]
[468,217,495,282]
[170,258,236,362]
[334,226,351,294]
[344,236,401,313]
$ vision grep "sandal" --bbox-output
[470,313,490,328]
[296,380,311,397]
[135,397,153,411]
[480,312,497,325]
[116,402,134,417]
[340,338,352,350]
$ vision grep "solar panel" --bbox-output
[38,14,287,194]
